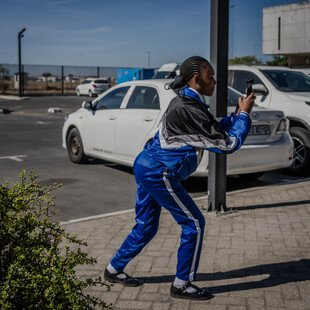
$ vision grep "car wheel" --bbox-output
[67,128,88,164]
[286,127,310,176]
[88,90,93,97]
[77,89,80,96]
[238,172,264,180]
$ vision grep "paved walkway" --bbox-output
[63,179,310,310]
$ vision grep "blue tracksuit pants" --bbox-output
[110,151,205,281]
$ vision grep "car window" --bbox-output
[96,86,130,110]
[228,70,234,87]
[227,87,243,107]
[153,71,176,79]
[83,80,91,84]
[202,87,242,107]
[233,71,264,94]
[126,86,160,110]
[261,70,310,92]
[94,79,108,84]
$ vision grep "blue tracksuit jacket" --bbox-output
[110,87,251,281]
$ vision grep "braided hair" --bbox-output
[165,56,212,90]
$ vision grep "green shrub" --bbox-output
[0,170,112,309]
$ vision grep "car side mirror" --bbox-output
[82,101,93,110]
[252,84,268,95]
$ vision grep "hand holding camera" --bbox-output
[235,79,256,114]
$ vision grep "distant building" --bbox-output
[263,1,310,67]
[37,75,57,82]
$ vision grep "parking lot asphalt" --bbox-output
[0,96,308,222]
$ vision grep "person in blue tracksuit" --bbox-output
[104,56,255,300]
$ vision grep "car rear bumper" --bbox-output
[193,133,293,176]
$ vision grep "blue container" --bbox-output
[116,68,155,84]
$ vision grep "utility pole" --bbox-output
[207,0,230,213]
[18,28,26,97]
[147,51,151,68]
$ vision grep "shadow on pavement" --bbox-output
[236,199,310,211]
[137,259,310,294]
[181,176,269,193]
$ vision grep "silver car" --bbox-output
[63,79,293,179]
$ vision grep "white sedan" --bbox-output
[62,80,293,179]
[76,78,110,97]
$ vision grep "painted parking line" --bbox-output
[0,155,27,162]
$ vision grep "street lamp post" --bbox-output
[230,5,234,60]
[147,51,151,68]
[18,28,26,97]
[207,0,229,213]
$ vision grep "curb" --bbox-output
[60,209,135,225]
[0,95,30,100]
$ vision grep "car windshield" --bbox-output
[261,70,310,92]
[153,71,176,79]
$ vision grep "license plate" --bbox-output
[249,125,270,135]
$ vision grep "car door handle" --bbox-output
[143,116,153,122]
[108,116,116,120]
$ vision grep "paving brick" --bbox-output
[151,302,170,310]
[114,300,152,309]
[247,297,266,310]
[118,287,140,300]
[281,283,300,300]
[265,291,285,308]
[189,303,225,310]
[228,306,246,310]
[63,180,310,310]
[284,299,310,309]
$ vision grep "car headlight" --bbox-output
[276,119,288,134]
[64,116,68,121]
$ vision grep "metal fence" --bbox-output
[0,64,120,96]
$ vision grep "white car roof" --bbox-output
[116,79,173,88]
[229,65,293,71]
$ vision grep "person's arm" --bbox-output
[220,92,255,131]
[160,93,255,153]
[182,94,255,153]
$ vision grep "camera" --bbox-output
[246,79,255,97]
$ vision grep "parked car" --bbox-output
[62,80,293,179]
[228,65,310,176]
[76,78,110,97]
[152,63,180,79]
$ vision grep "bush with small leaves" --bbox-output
[0,170,112,309]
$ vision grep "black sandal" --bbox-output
[104,268,142,287]
[170,282,214,300]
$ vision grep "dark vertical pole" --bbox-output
[97,67,99,78]
[278,17,281,50]
[207,0,229,213]
[18,34,22,97]
[18,28,26,97]
[61,66,64,95]
[147,51,150,68]
[21,64,24,96]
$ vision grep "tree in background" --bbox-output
[265,55,289,67]
[229,55,263,65]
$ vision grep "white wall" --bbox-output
[263,2,310,55]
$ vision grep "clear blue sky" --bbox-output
[0,0,299,68]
